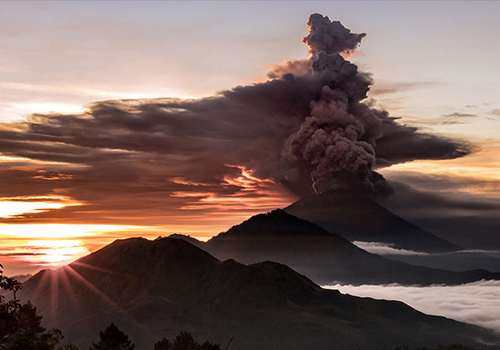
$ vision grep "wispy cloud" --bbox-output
[490,109,500,116]
[442,112,479,118]
[369,81,441,96]
[352,241,430,256]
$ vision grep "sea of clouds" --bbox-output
[324,280,500,333]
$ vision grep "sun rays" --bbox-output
[24,261,154,340]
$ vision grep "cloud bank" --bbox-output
[325,280,500,334]
[0,14,472,225]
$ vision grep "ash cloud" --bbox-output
[0,14,473,223]
[377,177,500,250]
[303,13,366,56]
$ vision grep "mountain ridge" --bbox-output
[19,237,500,350]
[192,209,500,285]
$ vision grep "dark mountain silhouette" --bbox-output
[284,190,460,253]
[18,238,500,350]
[192,210,500,285]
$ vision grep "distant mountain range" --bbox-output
[284,190,460,253]
[180,209,499,285]
[19,237,500,350]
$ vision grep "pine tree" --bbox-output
[154,337,171,350]
[170,331,196,350]
[90,323,135,350]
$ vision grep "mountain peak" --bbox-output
[285,190,461,253]
[214,209,333,239]
[73,237,220,279]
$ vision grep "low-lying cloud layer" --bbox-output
[352,241,430,256]
[353,240,500,271]
[0,14,472,226]
[325,280,500,333]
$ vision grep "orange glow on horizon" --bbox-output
[0,195,80,218]
[0,224,163,274]
[381,144,500,195]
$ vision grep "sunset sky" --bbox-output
[1,1,500,275]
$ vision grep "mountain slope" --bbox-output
[198,210,500,285]
[19,238,500,350]
[284,190,460,253]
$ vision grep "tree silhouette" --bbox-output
[171,331,196,350]
[0,264,62,350]
[197,341,220,350]
[154,337,171,350]
[154,331,220,350]
[90,323,135,350]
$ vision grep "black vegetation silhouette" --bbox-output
[89,323,135,350]
[0,263,62,350]
[154,331,220,350]
[392,346,481,350]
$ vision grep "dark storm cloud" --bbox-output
[0,13,473,223]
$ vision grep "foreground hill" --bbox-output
[19,238,500,350]
[192,210,500,285]
[284,190,460,253]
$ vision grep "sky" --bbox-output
[1,1,500,275]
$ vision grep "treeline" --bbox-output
[392,346,482,350]
[87,323,221,350]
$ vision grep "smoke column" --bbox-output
[282,14,393,194]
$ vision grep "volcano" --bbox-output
[284,190,460,253]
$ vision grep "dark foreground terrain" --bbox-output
[19,237,500,350]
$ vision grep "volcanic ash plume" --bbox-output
[0,13,471,216]
[286,86,379,194]
[303,13,366,56]
[283,14,392,194]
